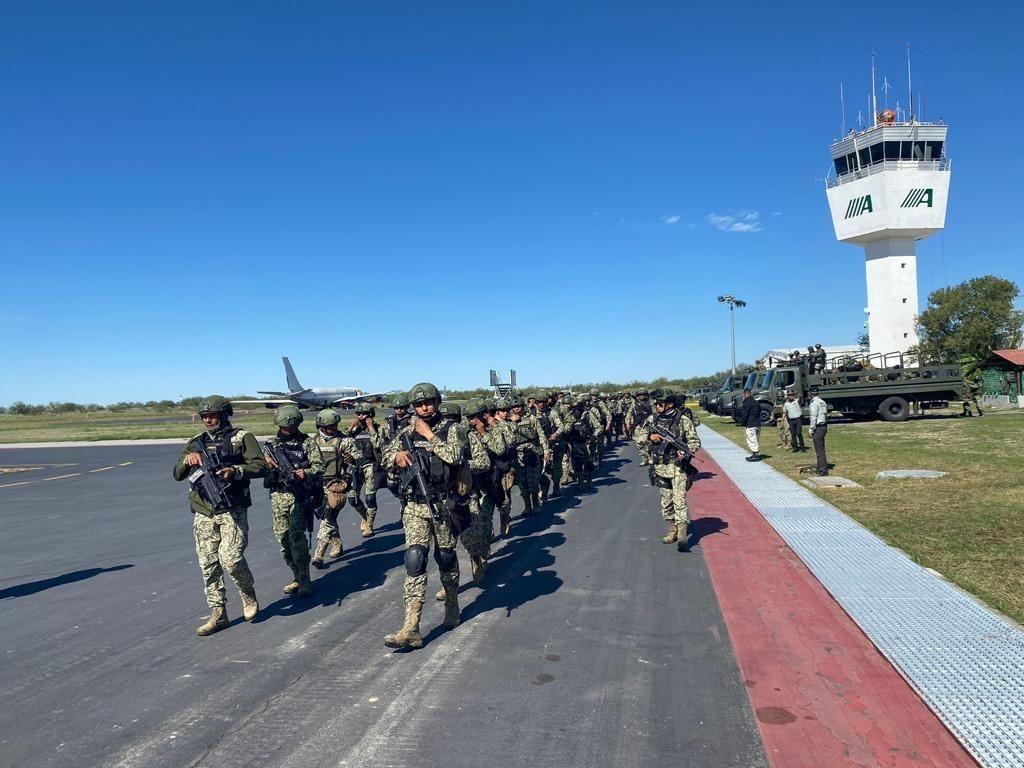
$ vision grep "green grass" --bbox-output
[700,409,1024,625]
[0,407,367,443]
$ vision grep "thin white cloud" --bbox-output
[707,210,764,233]
[772,211,782,216]
[661,214,681,225]
[685,222,696,229]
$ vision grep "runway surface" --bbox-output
[0,441,766,768]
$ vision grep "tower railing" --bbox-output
[826,158,951,188]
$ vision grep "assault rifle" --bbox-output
[263,440,316,545]
[647,422,702,465]
[187,442,234,511]
[400,432,447,526]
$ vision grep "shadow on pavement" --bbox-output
[0,564,135,600]
[255,530,406,620]
[689,517,728,549]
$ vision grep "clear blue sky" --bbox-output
[3,1,1022,404]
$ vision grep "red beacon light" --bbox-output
[878,109,896,124]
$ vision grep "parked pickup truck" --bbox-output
[707,372,754,417]
[734,354,968,424]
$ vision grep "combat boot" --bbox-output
[196,606,229,636]
[328,536,343,559]
[677,521,690,553]
[311,539,329,569]
[240,590,259,622]
[540,486,549,504]
[363,510,376,538]
[522,495,534,518]
[296,565,314,597]
[500,510,511,537]
[662,522,679,544]
[551,482,560,498]
[435,587,446,602]
[442,585,461,629]
[283,580,300,594]
[532,491,542,509]
[471,556,487,583]
[384,600,424,649]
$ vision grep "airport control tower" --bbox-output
[825,109,950,359]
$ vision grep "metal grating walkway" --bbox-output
[699,426,1024,768]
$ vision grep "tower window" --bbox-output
[902,298,908,303]
[901,262,906,268]
[904,333,909,338]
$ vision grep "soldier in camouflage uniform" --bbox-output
[477,397,512,542]
[263,405,324,597]
[627,389,654,465]
[528,391,556,502]
[383,382,469,650]
[173,396,269,636]
[310,409,363,569]
[584,394,605,468]
[346,402,384,537]
[636,390,701,552]
[490,396,520,536]
[379,392,412,497]
[508,394,550,515]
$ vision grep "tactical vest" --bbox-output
[633,401,652,423]
[315,433,348,480]
[536,410,553,438]
[651,410,682,465]
[196,426,250,507]
[513,417,539,448]
[405,418,459,499]
[350,428,377,463]
[387,413,410,436]
[266,432,311,490]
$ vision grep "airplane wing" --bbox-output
[230,398,297,407]
[329,391,391,406]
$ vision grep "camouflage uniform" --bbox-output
[174,424,268,608]
[172,396,269,635]
[264,427,324,595]
[383,384,469,649]
[509,402,550,515]
[627,393,653,465]
[585,399,605,467]
[637,400,701,550]
[479,409,512,542]
[545,394,573,495]
[310,413,363,567]
[492,408,520,535]
[346,412,384,535]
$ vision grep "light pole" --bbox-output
[717,294,747,374]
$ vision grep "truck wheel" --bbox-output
[759,403,774,426]
[878,396,909,422]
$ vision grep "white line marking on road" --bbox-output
[0,481,33,489]
[43,473,81,481]
[118,462,134,467]
[89,466,116,473]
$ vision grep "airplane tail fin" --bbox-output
[283,357,303,393]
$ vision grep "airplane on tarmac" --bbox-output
[232,357,389,410]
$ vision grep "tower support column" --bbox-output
[863,237,919,359]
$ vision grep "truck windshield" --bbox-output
[744,372,757,390]
[757,371,773,389]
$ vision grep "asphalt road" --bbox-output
[0,441,766,768]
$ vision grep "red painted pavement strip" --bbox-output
[689,452,978,768]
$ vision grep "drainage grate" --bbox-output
[700,427,1024,768]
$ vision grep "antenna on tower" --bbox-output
[882,76,892,111]
[857,110,864,129]
[840,81,846,134]
[870,51,878,126]
[906,42,914,123]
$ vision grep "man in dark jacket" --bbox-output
[738,389,762,462]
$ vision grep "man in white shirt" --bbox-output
[783,391,805,452]
[808,387,828,476]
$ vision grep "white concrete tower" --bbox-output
[825,112,950,360]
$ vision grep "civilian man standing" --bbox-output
[739,389,762,462]
[783,391,805,452]
[808,387,828,475]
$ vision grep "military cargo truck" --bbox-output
[706,373,752,416]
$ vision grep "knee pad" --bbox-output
[405,545,428,577]
[434,547,458,572]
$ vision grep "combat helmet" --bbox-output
[198,395,233,417]
[438,402,462,419]
[315,408,341,428]
[355,402,376,417]
[274,404,303,427]
[408,382,441,405]
[464,398,487,419]
[494,396,511,411]
[392,392,410,409]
